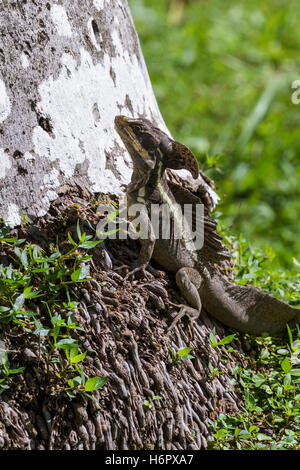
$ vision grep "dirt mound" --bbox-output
[0,185,245,450]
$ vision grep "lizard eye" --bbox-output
[148,149,156,160]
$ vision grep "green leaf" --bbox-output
[281,357,292,374]
[143,400,152,408]
[283,373,291,387]
[56,338,78,350]
[70,351,87,364]
[178,347,192,357]
[257,433,272,441]
[34,327,51,337]
[51,315,62,326]
[286,324,294,350]
[209,328,218,347]
[71,269,81,282]
[79,366,86,386]
[49,251,61,260]
[217,334,236,346]
[20,249,28,269]
[13,246,22,260]
[7,366,25,374]
[71,265,89,282]
[76,219,82,241]
[78,240,103,249]
[13,293,25,312]
[0,306,10,313]
[67,232,77,247]
[185,354,195,359]
[65,390,76,399]
[84,376,108,392]
[23,286,33,298]
[252,374,265,387]
[68,376,82,388]
[277,348,289,355]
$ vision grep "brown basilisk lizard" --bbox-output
[115,115,300,335]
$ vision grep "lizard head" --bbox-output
[114,115,199,179]
[114,115,159,174]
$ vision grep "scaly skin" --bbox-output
[115,115,300,335]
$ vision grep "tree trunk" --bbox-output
[0,0,243,450]
[0,0,217,226]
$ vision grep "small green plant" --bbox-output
[65,370,108,403]
[0,353,25,395]
[208,328,236,349]
[143,395,163,410]
[208,362,223,380]
[167,346,194,366]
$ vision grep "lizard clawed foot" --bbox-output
[124,264,153,281]
[166,303,199,334]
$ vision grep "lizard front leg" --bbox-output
[124,205,156,280]
[168,267,203,331]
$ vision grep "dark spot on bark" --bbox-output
[125,94,134,116]
[37,30,49,46]
[29,100,36,111]
[92,103,101,123]
[104,147,121,179]
[109,66,116,86]
[0,49,5,65]
[13,150,23,159]
[38,116,53,135]
[17,164,28,175]
[91,20,101,43]
[25,41,32,52]
[46,3,51,10]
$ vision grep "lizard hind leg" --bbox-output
[167,267,203,332]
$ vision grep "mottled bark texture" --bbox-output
[0,0,242,450]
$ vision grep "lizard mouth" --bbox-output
[114,114,127,129]
[114,115,134,144]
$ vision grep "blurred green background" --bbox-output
[128,0,300,273]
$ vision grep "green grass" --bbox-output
[208,326,300,450]
[206,225,300,450]
[207,217,299,450]
[129,0,300,273]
